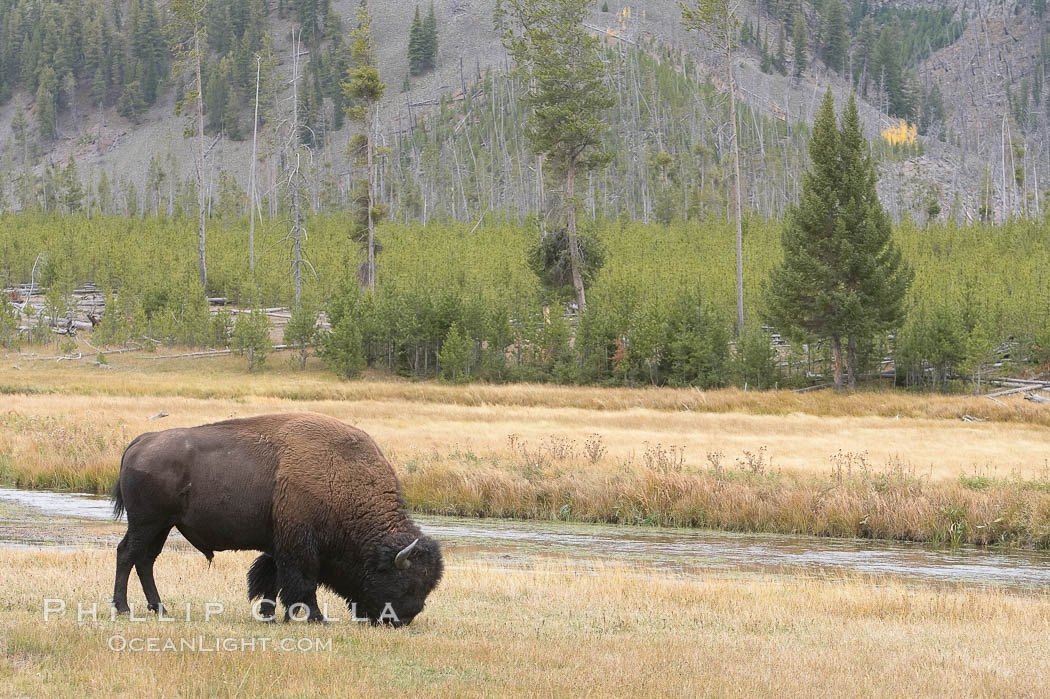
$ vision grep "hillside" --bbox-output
[0,0,1046,224]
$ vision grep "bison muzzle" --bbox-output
[111,412,443,626]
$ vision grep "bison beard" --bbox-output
[110,413,443,625]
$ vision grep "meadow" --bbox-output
[1,546,1048,696]
[3,351,1050,548]
[3,344,1050,696]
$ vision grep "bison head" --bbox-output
[345,533,444,627]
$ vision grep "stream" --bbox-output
[2,487,1049,590]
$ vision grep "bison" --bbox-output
[111,412,442,626]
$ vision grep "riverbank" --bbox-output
[2,491,1050,696]
[3,353,1050,548]
[5,489,1050,589]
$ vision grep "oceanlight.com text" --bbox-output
[107,635,332,653]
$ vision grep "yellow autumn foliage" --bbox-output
[881,119,917,146]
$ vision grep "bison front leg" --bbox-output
[274,530,326,623]
[135,526,173,615]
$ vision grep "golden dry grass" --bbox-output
[0,548,1048,697]
[3,351,1050,546]
[4,349,1050,424]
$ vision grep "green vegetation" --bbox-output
[2,212,1050,388]
[341,3,386,293]
[846,4,966,125]
[407,2,438,77]
[767,91,910,390]
[502,0,613,314]
[232,306,272,371]
[1,1,1048,390]
[680,0,745,335]
[0,0,279,131]
[791,11,806,77]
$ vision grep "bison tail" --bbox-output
[110,478,125,521]
[247,553,278,601]
[111,439,136,521]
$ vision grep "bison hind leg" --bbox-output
[248,553,280,621]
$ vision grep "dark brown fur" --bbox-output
[111,413,442,625]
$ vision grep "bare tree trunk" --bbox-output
[293,154,302,308]
[249,55,260,278]
[291,32,303,307]
[728,40,744,337]
[830,335,845,391]
[846,334,857,390]
[195,28,207,289]
[566,156,586,314]
[367,103,376,294]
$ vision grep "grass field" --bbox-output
[2,547,1049,697]
[3,348,1050,547]
[3,349,1050,696]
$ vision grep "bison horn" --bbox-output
[394,538,419,570]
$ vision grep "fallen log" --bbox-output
[146,344,293,360]
[984,384,1045,398]
[984,377,1050,386]
[148,349,233,359]
[17,345,146,361]
[793,383,832,393]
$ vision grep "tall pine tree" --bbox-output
[836,94,911,386]
[422,2,438,72]
[791,11,806,77]
[766,90,910,389]
[408,5,425,75]
[821,0,846,74]
[505,0,612,315]
[342,2,387,293]
[774,27,787,75]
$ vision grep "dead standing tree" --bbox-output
[170,0,209,289]
[681,0,745,336]
[283,30,313,308]
[256,31,315,309]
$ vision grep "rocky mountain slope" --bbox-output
[0,0,1045,224]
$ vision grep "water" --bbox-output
[2,487,1048,589]
[0,487,115,519]
[421,517,1050,588]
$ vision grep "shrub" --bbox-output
[323,315,365,378]
[438,321,472,383]
[664,292,730,388]
[233,307,273,371]
[0,293,20,349]
[732,325,779,390]
[321,276,367,378]
[284,304,320,369]
[93,292,131,347]
[210,306,234,348]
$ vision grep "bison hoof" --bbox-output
[148,603,167,616]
